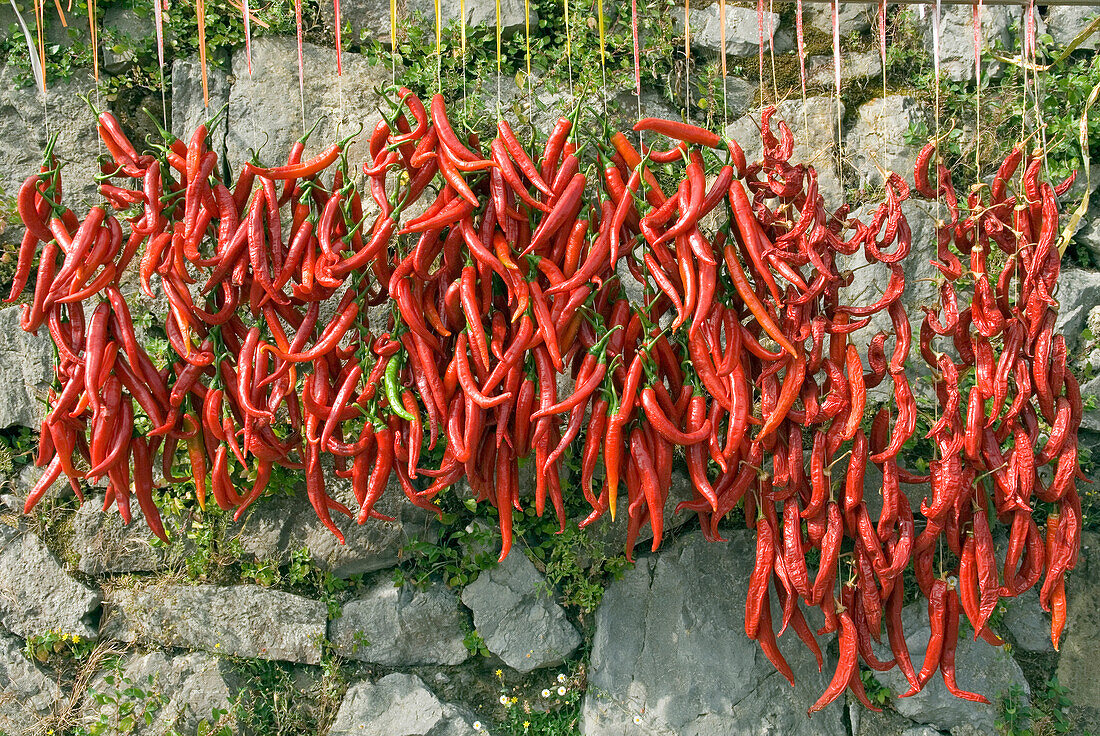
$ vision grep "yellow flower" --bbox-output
[523,722,530,729]
[71,635,80,643]
[495,669,503,677]
[510,697,518,705]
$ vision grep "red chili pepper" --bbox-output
[634,117,722,148]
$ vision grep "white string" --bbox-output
[881,0,887,173]
[11,0,47,135]
[720,0,728,131]
[154,0,167,129]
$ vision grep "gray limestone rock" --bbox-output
[806,2,876,36]
[0,66,102,207]
[321,0,395,43]
[1054,266,1100,354]
[83,651,243,736]
[329,581,470,666]
[100,7,155,75]
[844,96,928,188]
[228,482,438,578]
[807,51,883,87]
[103,583,326,664]
[226,38,390,176]
[328,673,478,736]
[1001,587,1055,653]
[0,631,63,736]
[583,531,847,736]
[460,551,580,672]
[676,4,788,57]
[69,495,190,575]
[1046,6,1100,51]
[914,5,1023,83]
[0,307,55,429]
[873,600,1029,733]
[1056,532,1100,731]
[171,57,231,161]
[0,521,99,640]
[407,0,536,36]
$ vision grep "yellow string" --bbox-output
[390,0,397,85]
[563,0,573,99]
[598,0,607,115]
[434,0,441,92]
[197,0,209,108]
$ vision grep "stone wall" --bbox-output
[1,2,1100,735]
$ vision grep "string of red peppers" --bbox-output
[13,91,1084,711]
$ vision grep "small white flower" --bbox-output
[557,673,567,683]
[557,686,567,696]
[473,722,482,731]
[633,716,643,725]
[541,689,551,698]
[499,695,510,705]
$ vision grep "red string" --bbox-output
[796,0,807,103]
[757,0,764,88]
[632,0,641,97]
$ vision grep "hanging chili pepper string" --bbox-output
[196,0,209,108]
[295,0,306,129]
[1027,0,1049,180]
